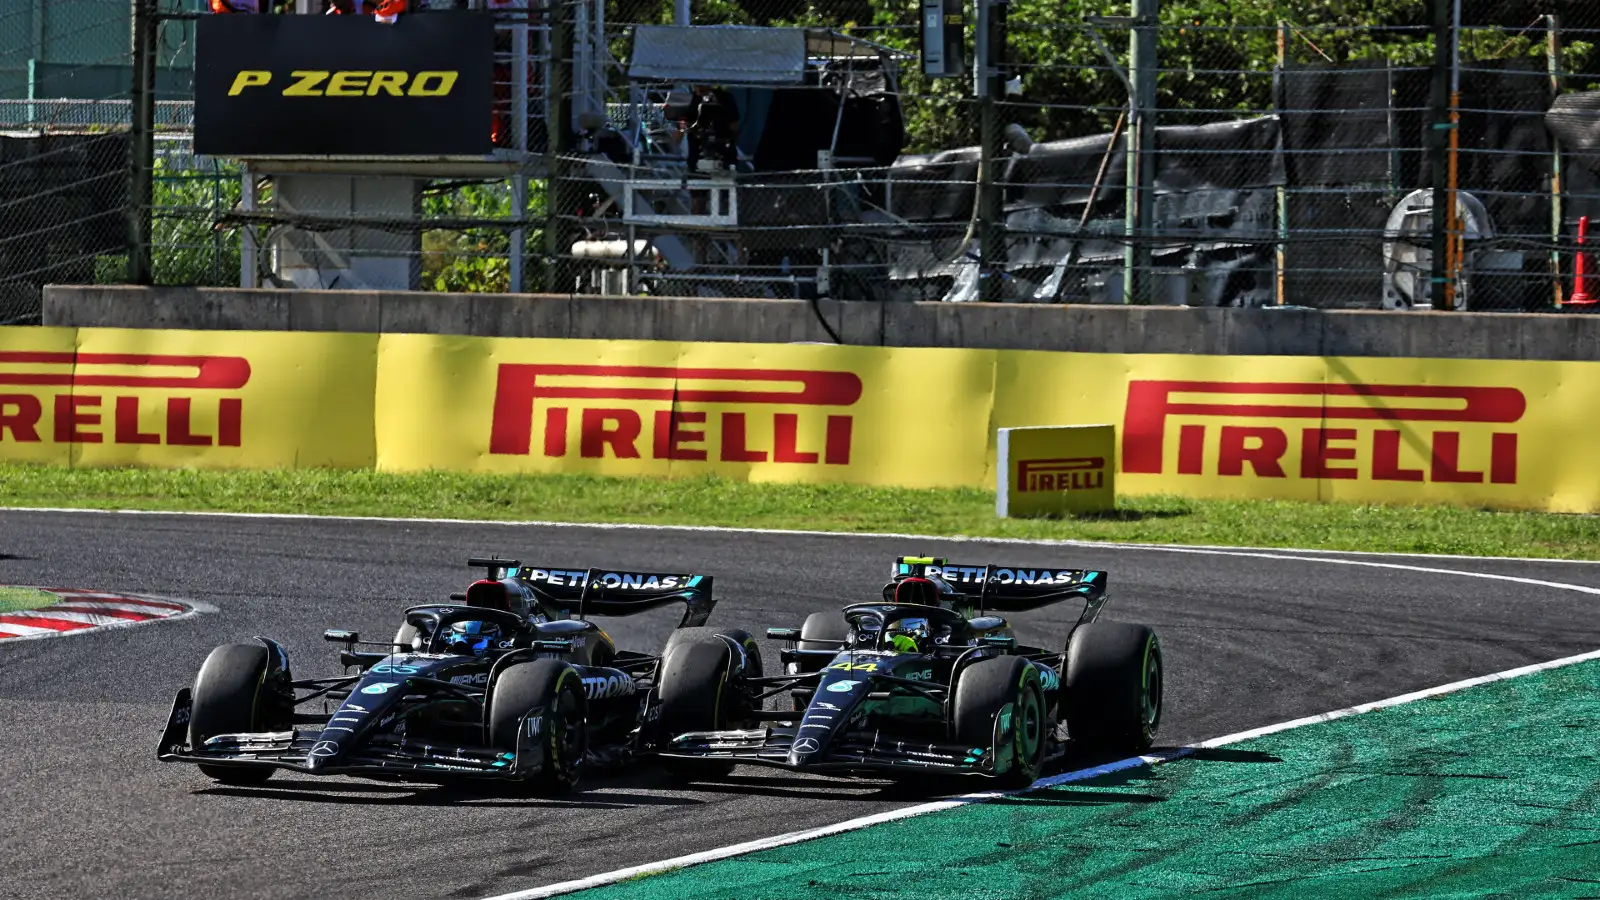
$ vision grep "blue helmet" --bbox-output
[445,620,502,656]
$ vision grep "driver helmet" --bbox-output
[445,620,502,656]
[885,616,932,653]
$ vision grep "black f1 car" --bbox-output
[660,556,1163,787]
[157,557,762,794]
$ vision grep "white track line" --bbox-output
[3,504,1598,566]
[474,555,1600,900]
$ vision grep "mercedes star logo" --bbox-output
[793,738,820,754]
[309,740,340,758]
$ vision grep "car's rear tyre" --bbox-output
[189,643,285,786]
[952,655,1046,789]
[487,659,587,795]
[657,639,746,779]
[1063,622,1162,755]
[662,627,763,679]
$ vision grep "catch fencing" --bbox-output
[1,0,1598,321]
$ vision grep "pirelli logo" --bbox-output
[1017,457,1106,492]
[1121,380,1525,484]
[490,365,864,465]
[0,352,250,446]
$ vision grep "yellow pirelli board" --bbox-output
[997,425,1116,517]
[3,326,1599,513]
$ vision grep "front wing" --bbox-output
[155,688,543,781]
[661,727,995,776]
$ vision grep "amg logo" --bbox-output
[1121,380,1525,484]
[1017,457,1105,492]
[227,70,460,97]
[0,352,250,447]
[489,365,863,466]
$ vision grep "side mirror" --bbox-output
[766,627,801,642]
[979,635,1015,649]
[529,639,574,652]
[324,629,359,644]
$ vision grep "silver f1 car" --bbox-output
[659,556,1163,787]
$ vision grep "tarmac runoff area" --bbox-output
[4,508,1600,900]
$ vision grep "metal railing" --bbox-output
[1,0,1597,323]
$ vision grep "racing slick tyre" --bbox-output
[657,638,750,779]
[487,659,588,795]
[189,643,288,786]
[952,655,1047,789]
[662,627,764,679]
[1063,622,1163,755]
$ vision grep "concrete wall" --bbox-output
[42,284,1600,360]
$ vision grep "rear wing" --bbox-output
[470,558,714,627]
[893,556,1107,617]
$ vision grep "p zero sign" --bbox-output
[1121,380,1526,486]
[194,13,494,156]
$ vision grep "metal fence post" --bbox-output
[976,0,1007,301]
[1274,20,1288,307]
[128,0,157,285]
[1548,13,1565,307]
[1427,0,1458,310]
[544,0,574,294]
[1125,0,1157,304]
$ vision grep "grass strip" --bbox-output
[0,586,58,614]
[0,464,1597,560]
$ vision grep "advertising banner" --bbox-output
[996,425,1115,517]
[374,334,998,487]
[194,13,494,157]
[5,325,1600,513]
[992,351,1599,512]
[0,328,378,470]
[0,327,78,467]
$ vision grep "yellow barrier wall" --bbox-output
[0,327,378,469]
[4,326,1596,512]
[375,335,996,487]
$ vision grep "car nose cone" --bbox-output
[788,736,821,767]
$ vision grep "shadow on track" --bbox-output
[196,780,704,809]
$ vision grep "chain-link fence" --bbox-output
[5,0,1600,316]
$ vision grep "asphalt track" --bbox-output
[2,509,1599,900]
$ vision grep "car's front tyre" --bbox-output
[487,659,587,795]
[952,655,1047,789]
[189,643,287,786]
[657,638,750,779]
